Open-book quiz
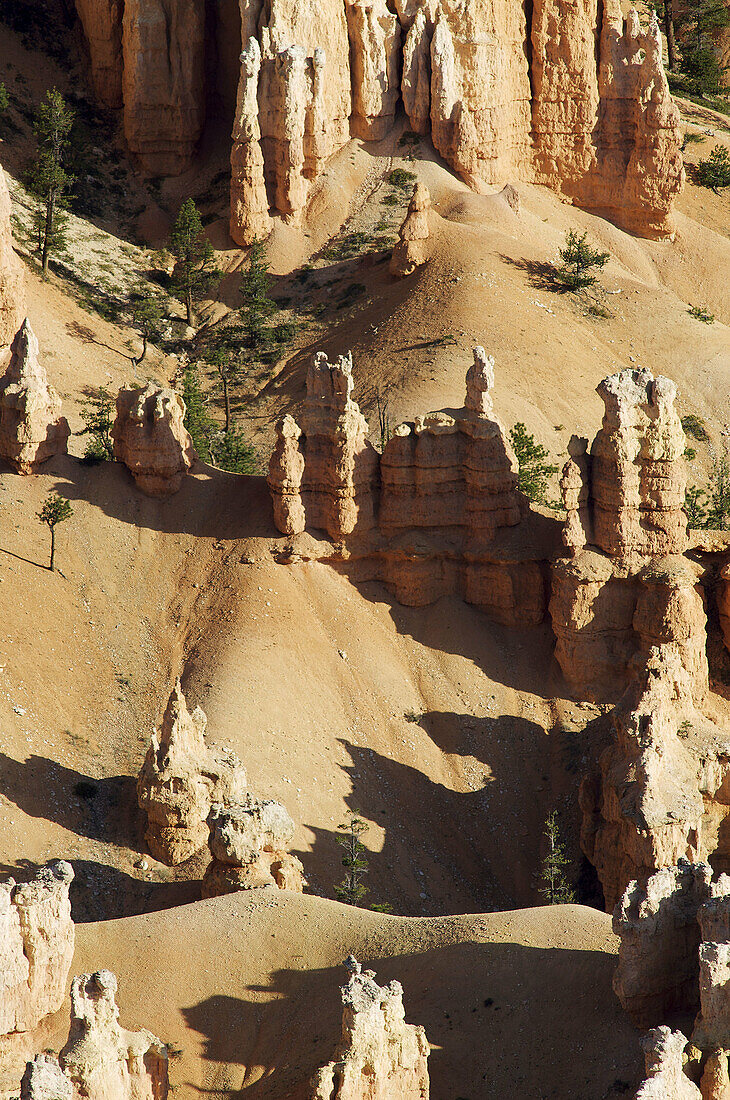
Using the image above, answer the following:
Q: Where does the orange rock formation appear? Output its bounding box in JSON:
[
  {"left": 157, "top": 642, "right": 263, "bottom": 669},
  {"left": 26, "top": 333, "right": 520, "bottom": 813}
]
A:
[
  {"left": 0, "top": 321, "right": 70, "bottom": 474},
  {"left": 0, "top": 169, "right": 25, "bottom": 348},
  {"left": 112, "top": 383, "right": 196, "bottom": 497},
  {"left": 201, "top": 798, "right": 306, "bottom": 898}
]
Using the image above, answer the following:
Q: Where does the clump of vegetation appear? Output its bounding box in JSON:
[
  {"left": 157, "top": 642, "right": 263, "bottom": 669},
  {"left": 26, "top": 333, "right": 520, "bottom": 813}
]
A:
[
  {"left": 697, "top": 145, "right": 730, "bottom": 193},
  {"left": 0, "top": 83, "right": 9, "bottom": 115},
  {"left": 388, "top": 168, "right": 417, "bottom": 190},
  {"left": 684, "top": 484, "right": 708, "bottom": 527},
  {"left": 685, "top": 455, "right": 730, "bottom": 529},
  {"left": 688, "top": 304, "right": 715, "bottom": 323},
  {"left": 181, "top": 364, "right": 215, "bottom": 464},
  {"left": 129, "top": 292, "right": 166, "bottom": 368},
  {"left": 26, "top": 88, "right": 75, "bottom": 275},
  {"left": 335, "top": 809, "right": 392, "bottom": 912},
  {"left": 38, "top": 492, "right": 73, "bottom": 572},
  {"left": 539, "top": 810, "right": 576, "bottom": 905},
  {"left": 168, "top": 198, "right": 218, "bottom": 326},
  {"left": 554, "top": 229, "right": 610, "bottom": 290},
  {"left": 681, "top": 413, "right": 710, "bottom": 442},
  {"left": 682, "top": 131, "right": 705, "bottom": 150},
  {"left": 509, "top": 423, "right": 558, "bottom": 504},
  {"left": 323, "top": 231, "right": 372, "bottom": 261},
  {"left": 78, "top": 387, "right": 115, "bottom": 464}
]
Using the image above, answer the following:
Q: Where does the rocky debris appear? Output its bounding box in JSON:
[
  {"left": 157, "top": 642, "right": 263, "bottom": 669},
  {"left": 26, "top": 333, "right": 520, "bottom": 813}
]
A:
[
  {"left": 634, "top": 1027, "right": 701, "bottom": 1100},
  {"left": 0, "top": 862, "right": 74, "bottom": 1084},
  {"left": 230, "top": 38, "right": 272, "bottom": 247},
  {"left": 0, "top": 169, "right": 25, "bottom": 348},
  {"left": 45, "top": 970, "right": 168, "bottom": 1100},
  {"left": 201, "top": 797, "right": 306, "bottom": 899},
  {"left": 613, "top": 861, "right": 713, "bottom": 1027},
  {"left": 122, "top": 0, "right": 206, "bottom": 175},
  {"left": 269, "top": 352, "right": 379, "bottom": 540},
  {"left": 551, "top": 368, "right": 699, "bottom": 703},
  {"left": 112, "top": 383, "right": 196, "bottom": 497},
  {"left": 137, "top": 681, "right": 247, "bottom": 865},
  {"left": 310, "top": 957, "right": 430, "bottom": 1099},
  {"left": 390, "top": 182, "right": 431, "bottom": 278},
  {"left": 345, "top": 0, "right": 401, "bottom": 140},
  {"left": 74, "top": 0, "right": 124, "bottom": 109},
  {"left": 580, "top": 648, "right": 730, "bottom": 911},
  {"left": 0, "top": 321, "right": 70, "bottom": 474}
]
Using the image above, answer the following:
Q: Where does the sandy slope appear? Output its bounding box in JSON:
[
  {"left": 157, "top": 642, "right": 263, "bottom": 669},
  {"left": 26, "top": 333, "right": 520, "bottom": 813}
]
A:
[{"left": 46, "top": 892, "right": 641, "bottom": 1100}]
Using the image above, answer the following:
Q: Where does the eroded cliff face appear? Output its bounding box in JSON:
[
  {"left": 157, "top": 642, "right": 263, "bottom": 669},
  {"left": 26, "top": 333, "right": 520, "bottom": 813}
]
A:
[
  {"left": 76, "top": 0, "right": 683, "bottom": 237},
  {"left": 0, "top": 169, "right": 25, "bottom": 348}
]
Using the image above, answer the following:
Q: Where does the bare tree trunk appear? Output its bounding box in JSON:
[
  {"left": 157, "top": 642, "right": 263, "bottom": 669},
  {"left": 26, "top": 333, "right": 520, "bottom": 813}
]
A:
[
  {"left": 223, "top": 375, "right": 230, "bottom": 434},
  {"left": 665, "top": 0, "right": 679, "bottom": 72},
  {"left": 42, "top": 190, "right": 55, "bottom": 275},
  {"left": 186, "top": 287, "right": 194, "bottom": 327},
  {"left": 49, "top": 525, "right": 55, "bottom": 571}
]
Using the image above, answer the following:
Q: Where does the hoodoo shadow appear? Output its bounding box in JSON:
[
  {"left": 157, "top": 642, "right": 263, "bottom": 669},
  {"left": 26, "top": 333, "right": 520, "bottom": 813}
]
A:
[{"left": 180, "top": 938, "right": 642, "bottom": 1099}]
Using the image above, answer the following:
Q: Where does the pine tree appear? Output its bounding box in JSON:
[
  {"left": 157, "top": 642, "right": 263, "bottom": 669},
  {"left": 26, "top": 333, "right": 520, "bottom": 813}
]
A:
[
  {"left": 240, "top": 239, "right": 277, "bottom": 351},
  {"left": 706, "top": 455, "right": 730, "bottom": 529},
  {"left": 26, "top": 89, "right": 75, "bottom": 275},
  {"left": 78, "top": 387, "right": 115, "bottom": 463},
  {"left": 182, "top": 364, "right": 216, "bottom": 464},
  {"left": 334, "top": 810, "right": 392, "bottom": 911},
  {"left": 539, "top": 811, "right": 576, "bottom": 905},
  {"left": 38, "top": 492, "right": 73, "bottom": 572},
  {"left": 697, "top": 145, "right": 730, "bottom": 193},
  {"left": 205, "top": 347, "right": 240, "bottom": 434},
  {"left": 0, "top": 83, "right": 9, "bottom": 114},
  {"left": 130, "top": 295, "right": 164, "bottom": 368},
  {"left": 555, "top": 229, "right": 610, "bottom": 290},
  {"left": 677, "top": 0, "right": 730, "bottom": 91},
  {"left": 168, "top": 199, "right": 217, "bottom": 327},
  {"left": 509, "top": 423, "right": 558, "bottom": 504}
]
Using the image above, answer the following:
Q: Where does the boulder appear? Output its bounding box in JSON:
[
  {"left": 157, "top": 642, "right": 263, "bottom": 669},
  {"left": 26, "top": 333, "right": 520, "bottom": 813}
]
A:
[
  {"left": 137, "top": 681, "right": 248, "bottom": 865},
  {"left": 112, "top": 383, "right": 196, "bottom": 497},
  {"left": 634, "top": 1027, "right": 701, "bottom": 1100},
  {"left": 21, "top": 1054, "right": 73, "bottom": 1100},
  {"left": 201, "top": 797, "right": 306, "bottom": 898},
  {"left": 0, "top": 320, "right": 70, "bottom": 474},
  {"left": 310, "top": 956, "right": 430, "bottom": 1099},
  {"left": 390, "top": 182, "right": 431, "bottom": 278}
]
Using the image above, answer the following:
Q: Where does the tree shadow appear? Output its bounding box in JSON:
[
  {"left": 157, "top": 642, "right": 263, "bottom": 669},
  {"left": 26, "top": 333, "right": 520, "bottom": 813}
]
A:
[
  {"left": 179, "top": 939, "right": 641, "bottom": 1099},
  {"left": 0, "top": 751, "right": 139, "bottom": 848},
  {"left": 498, "top": 253, "right": 568, "bottom": 291}
]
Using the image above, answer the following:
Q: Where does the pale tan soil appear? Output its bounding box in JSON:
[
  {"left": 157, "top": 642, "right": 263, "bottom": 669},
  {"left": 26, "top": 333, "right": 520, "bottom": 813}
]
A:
[{"left": 0, "top": 12, "right": 728, "bottom": 1100}]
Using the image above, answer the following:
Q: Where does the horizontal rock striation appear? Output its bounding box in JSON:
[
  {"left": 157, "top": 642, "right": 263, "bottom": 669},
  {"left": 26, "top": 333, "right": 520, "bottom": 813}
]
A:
[
  {"left": 201, "top": 797, "right": 306, "bottom": 898},
  {"left": 137, "top": 681, "right": 248, "bottom": 865},
  {"left": 0, "top": 321, "right": 70, "bottom": 474},
  {"left": 310, "top": 956, "right": 430, "bottom": 1099},
  {"left": 112, "top": 383, "right": 196, "bottom": 497}
]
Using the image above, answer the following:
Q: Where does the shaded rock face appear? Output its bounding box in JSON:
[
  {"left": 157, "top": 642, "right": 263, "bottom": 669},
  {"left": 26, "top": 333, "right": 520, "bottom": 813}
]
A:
[
  {"left": 268, "top": 351, "right": 379, "bottom": 541},
  {"left": 694, "top": 878, "right": 730, "bottom": 1055},
  {"left": 22, "top": 970, "right": 169, "bottom": 1100},
  {"left": 310, "top": 957, "right": 430, "bottom": 1099},
  {"left": 634, "top": 1027, "right": 702, "bottom": 1100},
  {"left": 0, "top": 171, "right": 26, "bottom": 349},
  {"left": 0, "top": 321, "right": 70, "bottom": 474},
  {"left": 613, "top": 861, "right": 713, "bottom": 1028},
  {"left": 0, "top": 863, "right": 74, "bottom": 1080},
  {"left": 269, "top": 348, "right": 548, "bottom": 626},
  {"left": 579, "top": 647, "right": 730, "bottom": 912},
  {"left": 550, "top": 367, "right": 699, "bottom": 703},
  {"left": 390, "top": 182, "right": 431, "bottom": 278},
  {"left": 74, "top": 0, "right": 124, "bottom": 109},
  {"left": 201, "top": 798, "right": 306, "bottom": 898},
  {"left": 112, "top": 383, "right": 196, "bottom": 497},
  {"left": 137, "top": 682, "right": 248, "bottom": 865}
]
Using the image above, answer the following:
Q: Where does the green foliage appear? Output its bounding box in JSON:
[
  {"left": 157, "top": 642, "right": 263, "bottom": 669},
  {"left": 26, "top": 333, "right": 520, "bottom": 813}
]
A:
[
  {"left": 26, "top": 88, "right": 75, "bottom": 274},
  {"left": 211, "top": 428, "right": 258, "bottom": 475},
  {"left": 381, "top": 192, "right": 401, "bottom": 206},
  {"left": 676, "top": 0, "right": 730, "bottom": 93},
  {"left": 682, "top": 131, "right": 705, "bottom": 149},
  {"left": 130, "top": 293, "right": 165, "bottom": 366},
  {"left": 182, "top": 364, "right": 215, "bottom": 464},
  {"left": 168, "top": 199, "right": 217, "bottom": 326},
  {"left": 554, "top": 229, "right": 610, "bottom": 290},
  {"left": 697, "top": 145, "right": 730, "bottom": 192},
  {"left": 539, "top": 811, "right": 576, "bottom": 905},
  {"left": 78, "top": 387, "right": 115, "bottom": 464},
  {"left": 685, "top": 446, "right": 697, "bottom": 461},
  {"left": 681, "top": 414, "right": 709, "bottom": 442},
  {"left": 688, "top": 304, "right": 715, "bottom": 323},
  {"left": 335, "top": 810, "right": 392, "bottom": 912},
  {"left": 706, "top": 455, "right": 730, "bottom": 529},
  {"left": 684, "top": 485, "right": 708, "bottom": 527},
  {"left": 239, "top": 239, "right": 277, "bottom": 350},
  {"left": 388, "top": 168, "right": 417, "bottom": 190},
  {"left": 0, "top": 83, "right": 8, "bottom": 114},
  {"left": 37, "top": 492, "right": 73, "bottom": 571},
  {"left": 509, "top": 423, "right": 558, "bottom": 504}
]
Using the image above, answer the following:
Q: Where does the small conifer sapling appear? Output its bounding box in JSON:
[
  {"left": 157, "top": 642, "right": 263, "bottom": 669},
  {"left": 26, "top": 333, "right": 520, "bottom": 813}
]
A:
[{"left": 38, "top": 492, "right": 73, "bottom": 572}]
